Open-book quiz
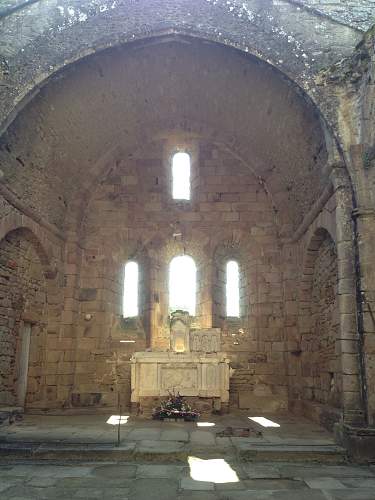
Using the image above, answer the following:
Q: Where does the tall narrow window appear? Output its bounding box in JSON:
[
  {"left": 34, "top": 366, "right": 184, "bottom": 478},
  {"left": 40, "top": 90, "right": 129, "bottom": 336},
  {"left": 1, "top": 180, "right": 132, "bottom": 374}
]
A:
[
  {"left": 226, "top": 260, "right": 240, "bottom": 317},
  {"left": 172, "top": 152, "right": 190, "bottom": 200},
  {"left": 123, "top": 261, "right": 139, "bottom": 318},
  {"left": 169, "top": 255, "right": 196, "bottom": 315}
]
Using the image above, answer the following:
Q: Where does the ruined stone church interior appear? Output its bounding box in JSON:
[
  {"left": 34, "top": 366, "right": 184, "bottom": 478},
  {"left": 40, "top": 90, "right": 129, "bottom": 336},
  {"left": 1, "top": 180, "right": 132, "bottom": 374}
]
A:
[{"left": 0, "top": 0, "right": 375, "bottom": 498}]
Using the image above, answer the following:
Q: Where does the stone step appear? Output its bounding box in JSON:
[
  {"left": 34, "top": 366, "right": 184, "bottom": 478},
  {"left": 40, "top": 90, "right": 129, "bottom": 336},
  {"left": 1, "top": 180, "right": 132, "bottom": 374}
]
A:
[
  {"left": 238, "top": 444, "right": 347, "bottom": 463},
  {"left": 0, "top": 406, "right": 23, "bottom": 426},
  {"left": 0, "top": 441, "right": 347, "bottom": 464}
]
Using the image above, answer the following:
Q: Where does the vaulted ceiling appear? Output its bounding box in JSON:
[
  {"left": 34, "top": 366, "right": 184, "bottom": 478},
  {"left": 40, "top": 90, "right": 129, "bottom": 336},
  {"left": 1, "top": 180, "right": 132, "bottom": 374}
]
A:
[
  {"left": 0, "top": 0, "right": 365, "bottom": 137},
  {"left": 0, "top": 38, "right": 328, "bottom": 233}
]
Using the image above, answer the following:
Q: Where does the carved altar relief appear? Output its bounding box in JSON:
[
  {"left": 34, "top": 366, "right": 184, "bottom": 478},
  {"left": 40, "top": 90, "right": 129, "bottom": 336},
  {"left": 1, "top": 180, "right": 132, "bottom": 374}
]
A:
[
  {"left": 161, "top": 367, "right": 198, "bottom": 391},
  {"left": 190, "top": 328, "right": 221, "bottom": 353}
]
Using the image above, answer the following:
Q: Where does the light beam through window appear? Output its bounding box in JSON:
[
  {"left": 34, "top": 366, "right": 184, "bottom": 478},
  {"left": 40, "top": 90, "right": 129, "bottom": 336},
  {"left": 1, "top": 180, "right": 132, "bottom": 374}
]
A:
[
  {"left": 249, "top": 416, "right": 280, "bottom": 428},
  {"left": 188, "top": 457, "right": 239, "bottom": 483},
  {"left": 106, "top": 415, "right": 130, "bottom": 425}
]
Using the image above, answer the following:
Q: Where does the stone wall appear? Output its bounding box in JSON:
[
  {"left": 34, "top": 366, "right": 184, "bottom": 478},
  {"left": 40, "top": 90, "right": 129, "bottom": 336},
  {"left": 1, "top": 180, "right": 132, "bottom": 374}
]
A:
[
  {"left": 67, "top": 137, "right": 286, "bottom": 410},
  {"left": 355, "top": 28, "right": 375, "bottom": 426},
  {"left": 301, "top": 231, "right": 341, "bottom": 408},
  {"left": 0, "top": 2, "right": 371, "bottom": 428},
  {"left": 0, "top": 228, "right": 47, "bottom": 405},
  {"left": 283, "top": 187, "right": 355, "bottom": 429},
  {"left": 2, "top": 0, "right": 372, "bottom": 30},
  {"left": 292, "top": 0, "right": 375, "bottom": 31},
  {"left": 0, "top": 0, "right": 362, "bottom": 144},
  {"left": 0, "top": 40, "right": 329, "bottom": 236},
  {"left": 0, "top": 118, "right": 67, "bottom": 231},
  {"left": 0, "top": 191, "right": 65, "bottom": 409}
]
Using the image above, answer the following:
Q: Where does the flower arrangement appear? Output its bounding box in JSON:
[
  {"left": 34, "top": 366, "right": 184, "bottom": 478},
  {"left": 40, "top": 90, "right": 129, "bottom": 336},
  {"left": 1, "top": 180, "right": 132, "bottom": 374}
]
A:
[{"left": 152, "top": 390, "right": 200, "bottom": 421}]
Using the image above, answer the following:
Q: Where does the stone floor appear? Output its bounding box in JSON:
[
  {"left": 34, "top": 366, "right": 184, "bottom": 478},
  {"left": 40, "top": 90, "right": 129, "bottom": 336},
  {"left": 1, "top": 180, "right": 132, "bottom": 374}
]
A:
[
  {"left": 0, "top": 412, "right": 335, "bottom": 446},
  {"left": 1, "top": 461, "right": 375, "bottom": 499},
  {"left": 0, "top": 413, "right": 373, "bottom": 498}
]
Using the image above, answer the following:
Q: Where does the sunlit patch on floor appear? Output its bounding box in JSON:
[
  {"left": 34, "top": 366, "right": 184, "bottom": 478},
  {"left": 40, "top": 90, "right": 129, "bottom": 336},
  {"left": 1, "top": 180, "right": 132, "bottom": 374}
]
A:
[
  {"left": 188, "top": 456, "right": 239, "bottom": 483},
  {"left": 106, "top": 415, "right": 130, "bottom": 425},
  {"left": 197, "top": 422, "right": 215, "bottom": 427},
  {"left": 248, "top": 416, "right": 280, "bottom": 428}
]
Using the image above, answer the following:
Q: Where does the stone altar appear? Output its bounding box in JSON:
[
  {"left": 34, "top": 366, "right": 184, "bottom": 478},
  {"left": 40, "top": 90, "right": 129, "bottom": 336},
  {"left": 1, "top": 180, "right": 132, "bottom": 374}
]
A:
[{"left": 130, "top": 312, "right": 230, "bottom": 407}]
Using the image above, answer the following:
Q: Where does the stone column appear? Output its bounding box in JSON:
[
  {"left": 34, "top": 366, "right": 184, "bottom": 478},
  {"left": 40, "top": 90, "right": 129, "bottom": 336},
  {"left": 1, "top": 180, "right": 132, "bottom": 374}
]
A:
[
  {"left": 149, "top": 258, "right": 160, "bottom": 350},
  {"left": 352, "top": 208, "right": 375, "bottom": 426},
  {"left": 62, "top": 230, "right": 84, "bottom": 407},
  {"left": 149, "top": 257, "right": 170, "bottom": 351},
  {"left": 331, "top": 166, "right": 365, "bottom": 426}
]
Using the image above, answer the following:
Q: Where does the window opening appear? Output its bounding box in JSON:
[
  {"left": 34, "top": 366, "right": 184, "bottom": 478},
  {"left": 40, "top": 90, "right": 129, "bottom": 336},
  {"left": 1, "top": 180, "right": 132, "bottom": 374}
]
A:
[
  {"left": 226, "top": 260, "right": 240, "bottom": 317},
  {"left": 172, "top": 152, "right": 191, "bottom": 200},
  {"left": 123, "top": 261, "right": 139, "bottom": 318},
  {"left": 169, "top": 255, "right": 196, "bottom": 315}
]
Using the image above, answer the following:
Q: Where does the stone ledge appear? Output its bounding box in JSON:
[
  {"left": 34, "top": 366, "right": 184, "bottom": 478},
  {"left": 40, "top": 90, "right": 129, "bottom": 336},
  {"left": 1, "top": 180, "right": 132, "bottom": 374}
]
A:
[
  {"left": 0, "top": 441, "right": 347, "bottom": 464},
  {"left": 334, "top": 423, "right": 375, "bottom": 463}
]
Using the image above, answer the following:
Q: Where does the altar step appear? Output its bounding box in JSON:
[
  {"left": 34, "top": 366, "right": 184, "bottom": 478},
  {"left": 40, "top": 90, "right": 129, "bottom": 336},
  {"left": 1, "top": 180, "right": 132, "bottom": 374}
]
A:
[
  {"left": 237, "top": 443, "right": 346, "bottom": 463},
  {"left": 0, "top": 441, "right": 346, "bottom": 464}
]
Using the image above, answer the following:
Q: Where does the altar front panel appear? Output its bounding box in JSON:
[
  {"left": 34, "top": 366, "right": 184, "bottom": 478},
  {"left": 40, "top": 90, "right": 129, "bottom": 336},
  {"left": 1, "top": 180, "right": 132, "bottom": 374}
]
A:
[{"left": 130, "top": 352, "right": 229, "bottom": 402}]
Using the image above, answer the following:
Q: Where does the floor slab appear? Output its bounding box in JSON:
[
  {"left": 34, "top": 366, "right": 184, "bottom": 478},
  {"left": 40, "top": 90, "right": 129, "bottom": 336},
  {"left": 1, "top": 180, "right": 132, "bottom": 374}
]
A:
[{"left": 0, "top": 461, "right": 373, "bottom": 499}]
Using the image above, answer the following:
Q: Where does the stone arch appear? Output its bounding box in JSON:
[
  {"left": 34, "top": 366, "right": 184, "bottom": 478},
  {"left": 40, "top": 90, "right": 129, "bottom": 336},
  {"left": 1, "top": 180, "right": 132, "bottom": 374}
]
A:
[
  {"left": 0, "top": 0, "right": 361, "bottom": 138},
  {"left": 303, "top": 226, "right": 337, "bottom": 271},
  {"left": 158, "top": 237, "right": 207, "bottom": 327},
  {"left": 122, "top": 245, "right": 152, "bottom": 348},
  {"left": 0, "top": 227, "right": 52, "bottom": 407},
  {"left": 0, "top": 34, "right": 352, "bottom": 240},
  {"left": 297, "top": 227, "right": 342, "bottom": 428},
  {"left": 212, "top": 232, "right": 251, "bottom": 327},
  {"left": 0, "top": 213, "right": 56, "bottom": 269}
]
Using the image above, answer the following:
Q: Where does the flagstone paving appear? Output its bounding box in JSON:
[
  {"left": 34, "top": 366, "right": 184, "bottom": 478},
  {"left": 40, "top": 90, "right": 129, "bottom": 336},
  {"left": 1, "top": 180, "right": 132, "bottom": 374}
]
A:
[
  {"left": 0, "top": 413, "right": 373, "bottom": 498},
  {"left": 0, "top": 413, "right": 346, "bottom": 464},
  {"left": 0, "top": 461, "right": 374, "bottom": 499},
  {"left": 0, "top": 412, "right": 339, "bottom": 449}
]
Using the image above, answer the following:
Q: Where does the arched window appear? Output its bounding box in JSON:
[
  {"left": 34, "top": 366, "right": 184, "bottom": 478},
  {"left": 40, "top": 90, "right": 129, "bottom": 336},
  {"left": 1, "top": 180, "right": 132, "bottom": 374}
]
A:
[
  {"left": 226, "top": 260, "right": 240, "bottom": 317},
  {"left": 123, "top": 261, "right": 139, "bottom": 318},
  {"left": 169, "top": 255, "right": 196, "bottom": 315},
  {"left": 172, "top": 152, "right": 190, "bottom": 200}
]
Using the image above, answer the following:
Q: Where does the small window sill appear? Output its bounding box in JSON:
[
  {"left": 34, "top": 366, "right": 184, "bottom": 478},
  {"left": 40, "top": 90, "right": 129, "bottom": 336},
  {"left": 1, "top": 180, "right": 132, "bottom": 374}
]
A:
[
  {"left": 170, "top": 199, "right": 193, "bottom": 207},
  {"left": 121, "top": 316, "right": 140, "bottom": 329},
  {"left": 224, "top": 317, "right": 242, "bottom": 324}
]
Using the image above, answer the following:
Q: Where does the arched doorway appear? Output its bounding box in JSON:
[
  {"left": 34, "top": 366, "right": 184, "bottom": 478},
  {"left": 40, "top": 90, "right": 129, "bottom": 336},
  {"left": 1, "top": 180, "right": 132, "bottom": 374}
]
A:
[
  {"left": 297, "top": 228, "right": 342, "bottom": 428},
  {"left": 0, "top": 228, "right": 49, "bottom": 408}
]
